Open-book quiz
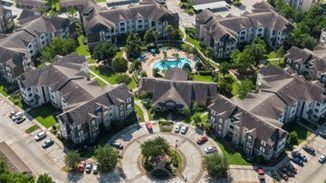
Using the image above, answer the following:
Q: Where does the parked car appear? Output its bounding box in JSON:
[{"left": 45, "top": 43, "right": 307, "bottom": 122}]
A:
[
  {"left": 292, "top": 151, "right": 307, "bottom": 162},
  {"left": 183, "top": 23, "right": 188, "bottom": 27},
  {"left": 291, "top": 157, "right": 304, "bottom": 166},
  {"left": 279, "top": 167, "right": 292, "bottom": 177},
  {"left": 16, "top": 116, "right": 26, "bottom": 124},
  {"left": 85, "top": 162, "right": 92, "bottom": 173},
  {"left": 11, "top": 111, "right": 23, "bottom": 121},
  {"left": 192, "top": 22, "right": 196, "bottom": 27},
  {"left": 205, "top": 146, "right": 217, "bottom": 153},
  {"left": 303, "top": 145, "right": 315, "bottom": 155},
  {"left": 111, "top": 142, "right": 123, "bottom": 150},
  {"left": 9, "top": 111, "right": 17, "bottom": 118},
  {"left": 277, "top": 169, "right": 288, "bottom": 180},
  {"left": 284, "top": 163, "right": 297, "bottom": 173},
  {"left": 93, "top": 164, "right": 98, "bottom": 174},
  {"left": 272, "top": 170, "right": 282, "bottom": 182},
  {"left": 35, "top": 131, "right": 46, "bottom": 141},
  {"left": 319, "top": 130, "right": 326, "bottom": 139},
  {"left": 180, "top": 125, "right": 188, "bottom": 134},
  {"left": 319, "top": 154, "right": 326, "bottom": 163},
  {"left": 257, "top": 167, "right": 265, "bottom": 180},
  {"left": 146, "top": 122, "right": 152, "bottom": 131},
  {"left": 196, "top": 136, "right": 208, "bottom": 144},
  {"left": 42, "top": 139, "right": 54, "bottom": 148},
  {"left": 174, "top": 123, "right": 180, "bottom": 133},
  {"left": 78, "top": 161, "right": 86, "bottom": 172}
]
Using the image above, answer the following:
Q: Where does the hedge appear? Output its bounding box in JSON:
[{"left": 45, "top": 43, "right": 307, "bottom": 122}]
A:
[{"left": 198, "top": 70, "right": 212, "bottom": 75}]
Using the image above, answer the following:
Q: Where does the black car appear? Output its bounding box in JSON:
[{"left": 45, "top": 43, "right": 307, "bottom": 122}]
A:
[
  {"left": 277, "top": 169, "right": 288, "bottom": 180},
  {"left": 111, "top": 142, "right": 123, "bottom": 149},
  {"left": 42, "top": 139, "right": 54, "bottom": 148},
  {"left": 303, "top": 145, "right": 315, "bottom": 155},
  {"left": 292, "top": 151, "right": 307, "bottom": 162},
  {"left": 284, "top": 163, "right": 297, "bottom": 173},
  {"left": 319, "top": 131, "right": 326, "bottom": 139},
  {"left": 279, "top": 167, "right": 293, "bottom": 177},
  {"left": 291, "top": 157, "right": 304, "bottom": 166}
]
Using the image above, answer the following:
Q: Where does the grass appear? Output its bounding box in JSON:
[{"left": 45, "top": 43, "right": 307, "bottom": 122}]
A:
[
  {"left": 116, "top": 48, "right": 124, "bottom": 58},
  {"left": 269, "top": 58, "right": 285, "bottom": 67},
  {"left": 8, "top": 92, "right": 26, "bottom": 109},
  {"left": 0, "top": 82, "right": 10, "bottom": 97},
  {"left": 294, "top": 125, "right": 312, "bottom": 145},
  {"left": 202, "top": 113, "right": 208, "bottom": 122},
  {"left": 127, "top": 79, "right": 137, "bottom": 90},
  {"left": 25, "top": 125, "right": 40, "bottom": 134},
  {"left": 88, "top": 57, "right": 96, "bottom": 64},
  {"left": 95, "top": 78, "right": 107, "bottom": 87},
  {"left": 148, "top": 111, "right": 153, "bottom": 121},
  {"left": 167, "top": 148, "right": 183, "bottom": 174},
  {"left": 89, "top": 66, "right": 119, "bottom": 84},
  {"left": 185, "top": 34, "right": 201, "bottom": 51},
  {"left": 96, "top": 0, "right": 107, "bottom": 2},
  {"left": 89, "top": 73, "right": 95, "bottom": 78},
  {"left": 193, "top": 74, "right": 213, "bottom": 82},
  {"left": 76, "top": 35, "right": 90, "bottom": 57},
  {"left": 134, "top": 104, "right": 144, "bottom": 122},
  {"left": 28, "top": 105, "right": 58, "bottom": 128},
  {"left": 215, "top": 140, "right": 251, "bottom": 166}
]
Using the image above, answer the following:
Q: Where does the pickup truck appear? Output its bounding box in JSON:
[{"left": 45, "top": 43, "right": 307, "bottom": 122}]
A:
[{"left": 257, "top": 167, "right": 265, "bottom": 180}]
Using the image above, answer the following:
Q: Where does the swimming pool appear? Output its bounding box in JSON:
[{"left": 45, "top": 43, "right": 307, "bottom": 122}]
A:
[{"left": 151, "top": 58, "right": 193, "bottom": 71}]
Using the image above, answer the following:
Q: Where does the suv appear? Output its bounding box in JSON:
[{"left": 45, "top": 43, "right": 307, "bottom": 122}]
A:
[
  {"left": 16, "top": 116, "right": 26, "bottom": 124},
  {"left": 11, "top": 111, "right": 23, "bottom": 121},
  {"left": 35, "top": 131, "right": 46, "bottom": 141},
  {"left": 284, "top": 163, "right": 297, "bottom": 173},
  {"left": 111, "top": 142, "right": 123, "bottom": 149},
  {"left": 292, "top": 151, "right": 307, "bottom": 162},
  {"left": 303, "top": 145, "right": 315, "bottom": 155},
  {"left": 85, "top": 162, "right": 92, "bottom": 173}
]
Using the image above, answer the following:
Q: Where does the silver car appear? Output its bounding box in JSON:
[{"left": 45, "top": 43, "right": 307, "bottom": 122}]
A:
[
  {"left": 35, "top": 131, "right": 46, "bottom": 141},
  {"left": 174, "top": 123, "right": 180, "bottom": 133},
  {"left": 319, "top": 154, "right": 326, "bottom": 163},
  {"left": 181, "top": 125, "right": 188, "bottom": 134},
  {"left": 205, "top": 146, "right": 217, "bottom": 153},
  {"left": 12, "top": 111, "right": 23, "bottom": 121},
  {"left": 93, "top": 164, "right": 98, "bottom": 174}
]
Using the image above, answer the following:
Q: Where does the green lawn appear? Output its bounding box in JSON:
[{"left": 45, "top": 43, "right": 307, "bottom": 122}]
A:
[
  {"left": 127, "top": 79, "right": 137, "bottom": 90},
  {"left": 0, "top": 82, "right": 10, "bottom": 97},
  {"left": 76, "top": 35, "right": 90, "bottom": 57},
  {"left": 269, "top": 58, "right": 285, "bottom": 67},
  {"left": 116, "top": 48, "right": 124, "bottom": 58},
  {"left": 95, "top": 78, "right": 107, "bottom": 87},
  {"left": 201, "top": 113, "right": 208, "bottom": 122},
  {"left": 185, "top": 35, "right": 201, "bottom": 51},
  {"left": 89, "top": 73, "right": 95, "bottom": 78},
  {"left": 25, "top": 125, "right": 40, "bottom": 134},
  {"left": 88, "top": 57, "right": 96, "bottom": 64},
  {"left": 96, "top": 0, "right": 107, "bottom": 2},
  {"left": 193, "top": 74, "right": 213, "bottom": 82},
  {"left": 28, "top": 105, "right": 58, "bottom": 128},
  {"left": 134, "top": 104, "right": 144, "bottom": 122},
  {"left": 215, "top": 140, "right": 251, "bottom": 166},
  {"left": 89, "top": 66, "right": 119, "bottom": 84},
  {"left": 294, "top": 125, "right": 312, "bottom": 145},
  {"left": 8, "top": 92, "right": 26, "bottom": 109}
]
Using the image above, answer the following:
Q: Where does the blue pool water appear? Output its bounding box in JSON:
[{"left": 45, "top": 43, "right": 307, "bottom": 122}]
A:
[{"left": 151, "top": 58, "right": 193, "bottom": 71}]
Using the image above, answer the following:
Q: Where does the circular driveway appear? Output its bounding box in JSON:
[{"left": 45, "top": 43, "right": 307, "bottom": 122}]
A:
[{"left": 108, "top": 122, "right": 221, "bottom": 183}]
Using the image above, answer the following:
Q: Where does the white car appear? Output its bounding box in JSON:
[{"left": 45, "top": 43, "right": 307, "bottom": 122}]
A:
[
  {"left": 11, "top": 111, "right": 23, "bottom": 121},
  {"left": 192, "top": 22, "right": 196, "bottom": 27},
  {"left": 205, "top": 146, "right": 217, "bottom": 153},
  {"left": 183, "top": 23, "right": 188, "bottom": 27},
  {"left": 85, "top": 162, "right": 92, "bottom": 173},
  {"left": 93, "top": 164, "right": 98, "bottom": 174},
  {"left": 174, "top": 123, "right": 181, "bottom": 133},
  {"left": 35, "top": 131, "right": 46, "bottom": 141},
  {"left": 319, "top": 154, "right": 326, "bottom": 163},
  {"left": 181, "top": 125, "right": 188, "bottom": 134}
]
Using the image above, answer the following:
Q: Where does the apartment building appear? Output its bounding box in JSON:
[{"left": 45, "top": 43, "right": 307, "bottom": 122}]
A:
[
  {"left": 59, "top": 0, "right": 91, "bottom": 12},
  {"left": 17, "top": 53, "right": 134, "bottom": 144},
  {"left": 138, "top": 67, "right": 217, "bottom": 110},
  {"left": 0, "top": 5, "right": 14, "bottom": 33},
  {"left": 16, "top": 0, "right": 50, "bottom": 11},
  {"left": 285, "top": 46, "right": 326, "bottom": 87},
  {"left": 208, "top": 65, "right": 326, "bottom": 160},
  {"left": 79, "top": 0, "right": 179, "bottom": 49},
  {"left": 283, "top": 0, "right": 318, "bottom": 11},
  {"left": 196, "top": 1, "right": 294, "bottom": 58},
  {"left": 0, "top": 9, "right": 76, "bottom": 83}
]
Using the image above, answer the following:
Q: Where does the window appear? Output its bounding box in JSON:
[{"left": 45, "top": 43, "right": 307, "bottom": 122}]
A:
[
  {"left": 5, "top": 67, "right": 10, "bottom": 72},
  {"left": 234, "top": 125, "right": 239, "bottom": 131},
  {"left": 27, "top": 88, "right": 32, "bottom": 92},
  {"left": 28, "top": 93, "right": 32, "bottom": 97},
  {"left": 261, "top": 140, "right": 266, "bottom": 146},
  {"left": 246, "top": 142, "right": 251, "bottom": 147},
  {"left": 35, "top": 88, "right": 39, "bottom": 93},
  {"left": 219, "top": 48, "right": 223, "bottom": 52},
  {"left": 245, "top": 148, "right": 250, "bottom": 154},
  {"left": 211, "top": 110, "right": 215, "bottom": 115},
  {"left": 219, "top": 117, "right": 223, "bottom": 123},
  {"left": 260, "top": 146, "right": 265, "bottom": 153},
  {"left": 120, "top": 111, "right": 124, "bottom": 116},
  {"left": 210, "top": 116, "right": 215, "bottom": 122},
  {"left": 127, "top": 97, "right": 131, "bottom": 103},
  {"left": 78, "top": 131, "right": 83, "bottom": 136},
  {"left": 100, "top": 31, "right": 105, "bottom": 36},
  {"left": 104, "top": 110, "right": 109, "bottom": 116},
  {"left": 127, "top": 104, "right": 132, "bottom": 109},
  {"left": 219, "top": 42, "right": 223, "bottom": 46},
  {"left": 218, "top": 124, "right": 222, "bottom": 130},
  {"left": 78, "top": 124, "right": 82, "bottom": 130},
  {"left": 247, "top": 135, "right": 252, "bottom": 141},
  {"left": 92, "top": 120, "right": 96, "bottom": 126},
  {"left": 120, "top": 105, "right": 123, "bottom": 110},
  {"left": 217, "top": 130, "right": 221, "bottom": 136},
  {"left": 93, "top": 127, "right": 97, "bottom": 132}
]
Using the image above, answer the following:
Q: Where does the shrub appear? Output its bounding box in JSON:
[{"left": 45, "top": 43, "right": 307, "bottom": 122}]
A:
[
  {"left": 138, "top": 90, "right": 148, "bottom": 99},
  {"left": 151, "top": 169, "right": 169, "bottom": 178},
  {"left": 198, "top": 70, "right": 212, "bottom": 75},
  {"left": 116, "top": 74, "right": 131, "bottom": 84},
  {"left": 82, "top": 38, "right": 87, "bottom": 45}
]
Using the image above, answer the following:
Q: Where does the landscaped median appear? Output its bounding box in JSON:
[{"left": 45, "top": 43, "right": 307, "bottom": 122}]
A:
[{"left": 25, "top": 124, "right": 40, "bottom": 134}]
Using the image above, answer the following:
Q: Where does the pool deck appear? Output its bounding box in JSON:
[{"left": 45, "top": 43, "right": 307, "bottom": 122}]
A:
[{"left": 142, "top": 49, "right": 197, "bottom": 78}]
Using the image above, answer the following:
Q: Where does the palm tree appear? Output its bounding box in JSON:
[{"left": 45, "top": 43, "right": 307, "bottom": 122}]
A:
[
  {"left": 153, "top": 30, "right": 160, "bottom": 50},
  {"left": 166, "top": 25, "right": 174, "bottom": 45}
]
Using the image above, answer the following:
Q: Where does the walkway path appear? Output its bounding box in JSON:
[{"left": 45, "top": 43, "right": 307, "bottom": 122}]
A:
[
  {"left": 135, "top": 100, "right": 149, "bottom": 122},
  {"left": 88, "top": 69, "right": 111, "bottom": 86}
]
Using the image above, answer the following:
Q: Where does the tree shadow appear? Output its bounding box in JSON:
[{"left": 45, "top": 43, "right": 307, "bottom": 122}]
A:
[
  {"left": 202, "top": 173, "right": 233, "bottom": 183},
  {"left": 98, "top": 168, "right": 125, "bottom": 183},
  {"left": 66, "top": 172, "right": 83, "bottom": 183},
  {"left": 110, "top": 124, "right": 142, "bottom": 143}
]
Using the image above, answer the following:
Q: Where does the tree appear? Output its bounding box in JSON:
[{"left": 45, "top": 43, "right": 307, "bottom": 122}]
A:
[
  {"left": 67, "top": 7, "right": 77, "bottom": 17},
  {"left": 192, "top": 102, "right": 199, "bottom": 113},
  {"left": 205, "top": 47, "right": 214, "bottom": 58},
  {"left": 203, "top": 153, "right": 229, "bottom": 179},
  {"left": 144, "top": 29, "right": 155, "bottom": 44},
  {"left": 287, "top": 131, "right": 298, "bottom": 145},
  {"left": 141, "top": 70, "right": 147, "bottom": 77},
  {"left": 293, "top": 7, "right": 305, "bottom": 22},
  {"left": 64, "top": 150, "right": 81, "bottom": 170},
  {"left": 193, "top": 115, "right": 201, "bottom": 126},
  {"left": 125, "top": 31, "right": 143, "bottom": 58},
  {"left": 166, "top": 25, "right": 174, "bottom": 44},
  {"left": 247, "top": 39, "right": 267, "bottom": 64},
  {"left": 40, "top": 37, "right": 77, "bottom": 64},
  {"left": 153, "top": 68, "right": 160, "bottom": 77},
  {"left": 230, "top": 48, "right": 255, "bottom": 74},
  {"left": 37, "top": 173, "right": 55, "bottom": 183},
  {"left": 0, "top": 158, "right": 8, "bottom": 173},
  {"left": 235, "top": 79, "right": 256, "bottom": 99},
  {"left": 112, "top": 57, "right": 128, "bottom": 72},
  {"left": 92, "top": 42, "right": 116, "bottom": 64},
  {"left": 219, "top": 62, "right": 229, "bottom": 75},
  {"left": 138, "top": 90, "right": 147, "bottom": 99},
  {"left": 115, "top": 74, "right": 131, "bottom": 84},
  {"left": 140, "top": 136, "right": 170, "bottom": 162},
  {"left": 133, "top": 60, "right": 142, "bottom": 69},
  {"left": 181, "top": 108, "right": 191, "bottom": 116},
  {"left": 153, "top": 30, "right": 160, "bottom": 49},
  {"left": 301, "top": 33, "right": 317, "bottom": 50},
  {"left": 280, "top": 5, "right": 294, "bottom": 19},
  {"left": 276, "top": 45, "right": 285, "bottom": 66},
  {"left": 95, "top": 145, "right": 122, "bottom": 173},
  {"left": 306, "top": 4, "right": 323, "bottom": 19}
]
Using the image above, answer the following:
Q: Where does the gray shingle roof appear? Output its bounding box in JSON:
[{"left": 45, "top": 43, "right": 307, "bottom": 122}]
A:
[
  {"left": 59, "top": 0, "right": 89, "bottom": 8},
  {"left": 163, "top": 67, "right": 188, "bottom": 81},
  {"left": 0, "top": 5, "right": 11, "bottom": 17},
  {"left": 16, "top": 0, "right": 49, "bottom": 9}
]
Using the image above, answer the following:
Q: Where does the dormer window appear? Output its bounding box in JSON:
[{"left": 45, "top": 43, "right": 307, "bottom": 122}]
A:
[{"left": 100, "top": 31, "right": 105, "bottom": 36}]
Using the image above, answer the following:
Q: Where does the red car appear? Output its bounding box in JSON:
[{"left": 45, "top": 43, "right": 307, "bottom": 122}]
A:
[
  {"left": 146, "top": 122, "right": 152, "bottom": 131},
  {"left": 196, "top": 136, "right": 208, "bottom": 144},
  {"left": 78, "top": 161, "right": 86, "bottom": 172},
  {"left": 257, "top": 167, "right": 265, "bottom": 180}
]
